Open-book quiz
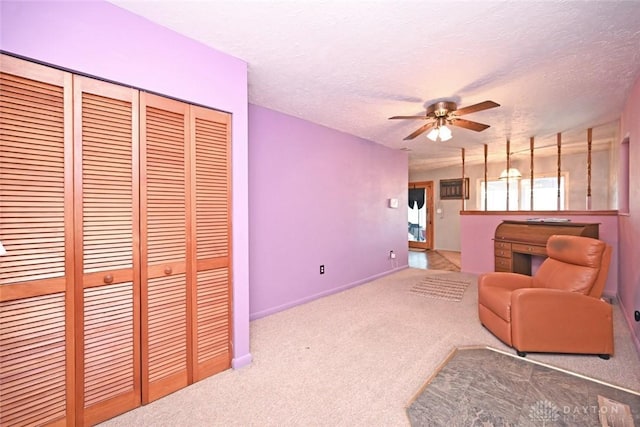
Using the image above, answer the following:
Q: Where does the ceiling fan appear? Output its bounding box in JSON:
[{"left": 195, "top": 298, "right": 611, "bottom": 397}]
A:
[{"left": 389, "top": 100, "right": 500, "bottom": 141}]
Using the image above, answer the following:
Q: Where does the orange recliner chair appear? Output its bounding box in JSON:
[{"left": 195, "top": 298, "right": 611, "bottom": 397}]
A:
[{"left": 478, "top": 234, "right": 613, "bottom": 358}]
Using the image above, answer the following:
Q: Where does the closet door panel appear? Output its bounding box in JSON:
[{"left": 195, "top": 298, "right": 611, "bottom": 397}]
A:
[
  {"left": 0, "top": 55, "right": 74, "bottom": 427},
  {"left": 194, "top": 268, "right": 230, "bottom": 377},
  {"left": 190, "top": 106, "right": 232, "bottom": 381},
  {"left": 140, "top": 93, "right": 189, "bottom": 403},
  {"left": 74, "top": 76, "right": 141, "bottom": 425},
  {"left": 0, "top": 294, "right": 67, "bottom": 426}
]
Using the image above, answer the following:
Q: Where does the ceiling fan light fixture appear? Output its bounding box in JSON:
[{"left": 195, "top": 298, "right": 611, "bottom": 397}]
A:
[
  {"left": 426, "top": 127, "right": 439, "bottom": 141},
  {"left": 439, "top": 125, "right": 452, "bottom": 141}
]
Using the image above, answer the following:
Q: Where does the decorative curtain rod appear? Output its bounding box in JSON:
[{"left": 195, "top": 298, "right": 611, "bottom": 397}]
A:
[
  {"left": 587, "top": 128, "right": 592, "bottom": 210},
  {"left": 529, "top": 137, "right": 534, "bottom": 210},
  {"left": 483, "top": 144, "right": 488, "bottom": 211},
  {"left": 506, "top": 139, "right": 511, "bottom": 211},
  {"left": 461, "top": 148, "right": 466, "bottom": 211},
  {"left": 557, "top": 133, "right": 562, "bottom": 210}
]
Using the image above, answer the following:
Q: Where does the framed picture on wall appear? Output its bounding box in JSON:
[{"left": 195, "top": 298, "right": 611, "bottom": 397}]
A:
[{"left": 440, "top": 178, "right": 469, "bottom": 200}]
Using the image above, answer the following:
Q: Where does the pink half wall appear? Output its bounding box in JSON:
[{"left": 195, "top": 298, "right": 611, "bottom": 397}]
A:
[
  {"left": 0, "top": 0, "right": 252, "bottom": 368},
  {"left": 248, "top": 105, "right": 408, "bottom": 319},
  {"left": 460, "top": 213, "right": 619, "bottom": 296}
]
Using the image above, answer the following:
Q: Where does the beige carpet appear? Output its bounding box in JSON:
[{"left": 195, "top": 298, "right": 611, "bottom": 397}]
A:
[{"left": 101, "top": 268, "right": 640, "bottom": 426}]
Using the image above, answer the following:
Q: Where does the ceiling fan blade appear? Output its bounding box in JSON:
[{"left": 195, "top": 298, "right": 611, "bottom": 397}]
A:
[
  {"left": 449, "top": 118, "right": 490, "bottom": 132},
  {"left": 453, "top": 100, "right": 500, "bottom": 116},
  {"left": 404, "top": 122, "right": 436, "bottom": 140},
  {"left": 389, "top": 115, "right": 429, "bottom": 120}
]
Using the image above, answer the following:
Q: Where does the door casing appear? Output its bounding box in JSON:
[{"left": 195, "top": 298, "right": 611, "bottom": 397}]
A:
[{"left": 408, "top": 181, "right": 434, "bottom": 250}]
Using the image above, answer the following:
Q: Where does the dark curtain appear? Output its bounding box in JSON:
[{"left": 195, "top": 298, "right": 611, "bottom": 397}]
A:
[{"left": 408, "top": 188, "right": 425, "bottom": 209}]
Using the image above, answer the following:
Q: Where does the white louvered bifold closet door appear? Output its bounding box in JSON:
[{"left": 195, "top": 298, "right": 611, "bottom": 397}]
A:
[
  {"left": 190, "top": 106, "right": 232, "bottom": 381},
  {"left": 0, "top": 56, "right": 74, "bottom": 427},
  {"left": 73, "top": 76, "right": 141, "bottom": 426},
  {"left": 139, "top": 92, "right": 190, "bottom": 403}
]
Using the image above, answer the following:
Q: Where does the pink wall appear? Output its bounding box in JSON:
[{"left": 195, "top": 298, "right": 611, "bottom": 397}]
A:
[
  {"left": 248, "top": 105, "right": 408, "bottom": 319},
  {"left": 619, "top": 73, "right": 640, "bottom": 356},
  {"left": 460, "top": 213, "right": 619, "bottom": 296},
  {"left": 0, "top": 1, "right": 252, "bottom": 367}
]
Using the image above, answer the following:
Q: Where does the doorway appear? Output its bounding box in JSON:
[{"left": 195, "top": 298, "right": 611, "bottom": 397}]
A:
[{"left": 408, "top": 181, "right": 434, "bottom": 250}]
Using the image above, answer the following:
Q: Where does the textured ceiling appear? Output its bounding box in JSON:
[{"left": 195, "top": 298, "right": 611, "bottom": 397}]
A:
[{"left": 109, "top": 0, "right": 640, "bottom": 171}]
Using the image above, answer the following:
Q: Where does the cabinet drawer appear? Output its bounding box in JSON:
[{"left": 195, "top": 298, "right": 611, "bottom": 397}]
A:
[
  {"left": 494, "top": 248, "right": 512, "bottom": 259},
  {"left": 512, "top": 243, "right": 547, "bottom": 256},
  {"left": 495, "top": 256, "right": 512, "bottom": 271},
  {"left": 494, "top": 241, "right": 512, "bottom": 250}
]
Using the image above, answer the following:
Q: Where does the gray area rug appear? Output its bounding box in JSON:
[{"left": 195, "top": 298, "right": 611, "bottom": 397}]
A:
[
  {"left": 407, "top": 347, "right": 640, "bottom": 426},
  {"left": 409, "top": 275, "right": 471, "bottom": 302}
]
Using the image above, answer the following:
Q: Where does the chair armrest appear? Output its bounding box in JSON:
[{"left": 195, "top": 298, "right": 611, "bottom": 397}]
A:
[
  {"left": 510, "top": 289, "right": 613, "bottom": 354},
  {"left": 478, "top": 272, "right": 534, "bottom": 291}
]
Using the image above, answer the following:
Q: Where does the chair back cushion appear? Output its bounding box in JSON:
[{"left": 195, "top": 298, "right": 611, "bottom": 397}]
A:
[{"left": 533, "top": 235, "right": 607, "bottom": 295}]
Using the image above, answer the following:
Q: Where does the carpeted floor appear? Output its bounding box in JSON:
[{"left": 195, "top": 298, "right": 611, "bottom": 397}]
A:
[
  {"left": 407, "top": 346, "right": 640, "bottom": 426},
  {"left": 101, "top": 268, "right": 640, "bottom": 426}
]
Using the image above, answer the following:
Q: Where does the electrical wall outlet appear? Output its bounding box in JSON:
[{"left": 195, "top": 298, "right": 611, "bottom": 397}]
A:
[
  {"left": 320, "top": 265, "right": 325, "bottom": 275},
  {"left": 389, "top": 250, "right": 396, "bottom": 259}
]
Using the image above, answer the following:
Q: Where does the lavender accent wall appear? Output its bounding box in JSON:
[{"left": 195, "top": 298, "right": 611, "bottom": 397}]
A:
[
  {"left": 619, "top": 73, "right": 640, "bottom": 356},
  {"left": 0, "top": 1, "right": 252, "bottom": 367},
  {"left": 248, "top": 105, "right": 408, "bottom": 319},
  {"left": 460, "top": 213, "right": 619, "bottom": 296}
]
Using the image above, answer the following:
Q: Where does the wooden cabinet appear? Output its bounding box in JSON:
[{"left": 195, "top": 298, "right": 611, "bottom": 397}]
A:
[
  {"left": 494, "top": 241, "right": 512, "bottom": 272},
  {"left": 0, "top": 54, "right": 231, "bottom": 425},
  {"left": 494, "top": 220, "right": 599, "bottom": 275}
]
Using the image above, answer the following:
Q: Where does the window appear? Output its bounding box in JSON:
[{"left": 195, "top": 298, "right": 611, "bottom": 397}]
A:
[
  {"left": 480, "top": 175, "right": 566, "bottom": 210},
  {"left": 480, "top": 180, "right": 518, "bottom": 211},
  {"left": 520, "top": 176, "right": 565, "bottom": 210}
]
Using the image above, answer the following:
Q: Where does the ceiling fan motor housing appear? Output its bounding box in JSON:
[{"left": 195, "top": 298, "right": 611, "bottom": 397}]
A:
[{"left": 427, "top": 101, "right": 457, "bottom": 117}]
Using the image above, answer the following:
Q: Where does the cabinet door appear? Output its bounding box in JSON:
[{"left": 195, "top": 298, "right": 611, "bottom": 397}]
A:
[
  {"left": 73, "top": 76, "right": 141, "bottom": 425},
  {"left": 140, "top": 93, "right": 190, "bottom": 403},
  {"left": 189, "top": 106, "right": 232, "bottom": 381},
  {"left": 0, "top": 55, "right": 74, "bottom": 426}
]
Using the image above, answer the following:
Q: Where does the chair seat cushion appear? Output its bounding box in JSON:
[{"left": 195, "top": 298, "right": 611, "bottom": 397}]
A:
[{"left": 478, "top": 285, "right": 513, "bottom": 322}]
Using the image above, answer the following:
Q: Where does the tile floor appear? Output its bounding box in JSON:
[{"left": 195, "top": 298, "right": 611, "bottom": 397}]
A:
[{"left": 407, "top": 347, "right": 640, "bottom": 426}]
